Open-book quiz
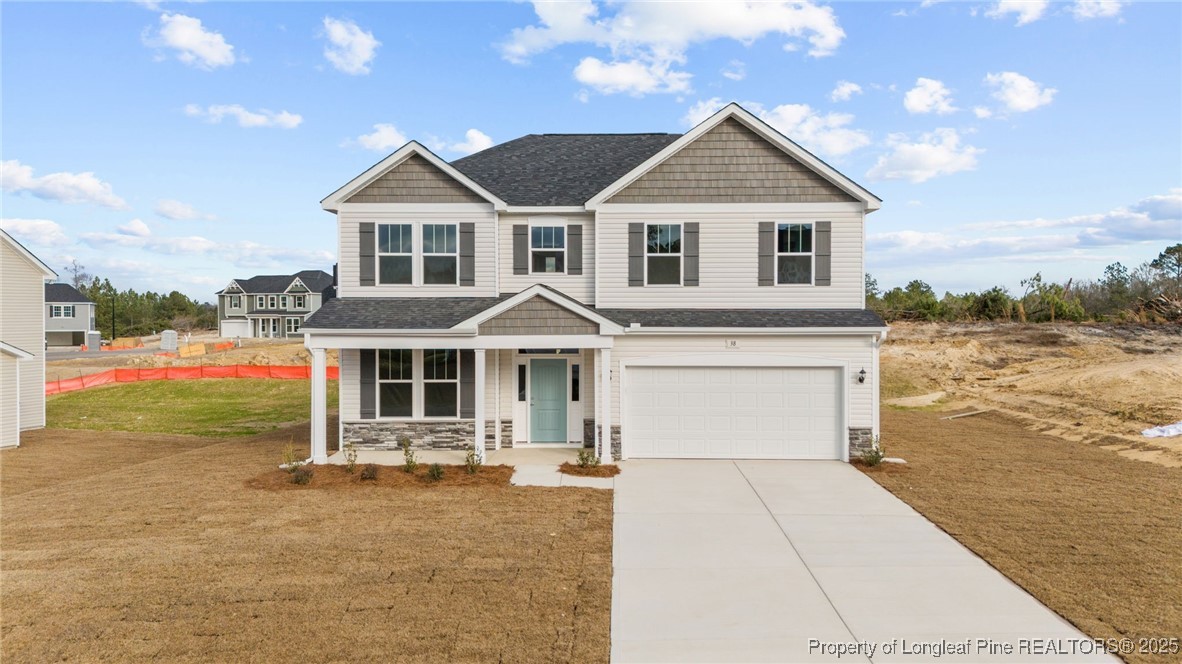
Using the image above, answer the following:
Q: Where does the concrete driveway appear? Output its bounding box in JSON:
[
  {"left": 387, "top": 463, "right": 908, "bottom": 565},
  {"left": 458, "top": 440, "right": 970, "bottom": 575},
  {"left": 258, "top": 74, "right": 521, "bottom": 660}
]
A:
[{"left": 611, "top": 460, "right": 1112, "bottom": 663}]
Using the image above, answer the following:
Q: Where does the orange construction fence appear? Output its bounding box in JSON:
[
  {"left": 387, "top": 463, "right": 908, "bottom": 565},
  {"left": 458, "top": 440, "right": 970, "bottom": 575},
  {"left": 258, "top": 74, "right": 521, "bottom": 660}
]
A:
[{"left": 46, "top": 365, "right": 340, "bottom": 396}]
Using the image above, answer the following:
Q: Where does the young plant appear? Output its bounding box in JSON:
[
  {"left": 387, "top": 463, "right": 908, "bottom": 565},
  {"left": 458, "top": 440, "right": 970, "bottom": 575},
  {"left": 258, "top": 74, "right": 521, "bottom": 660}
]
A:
[
  {"left": 576, "top": 449, "right": 601, "bottom": 468},
  {"left": 426, "top": 463, "right": 445, "bottom": 482},
  {"left": 860, "top": 435, "right": 886, "bottom": 467},
  {"left": 465, "top": 447, "right": 482, "bottom": 475},
  {"left": 281, "top": 440, "right": 303, "bottom": 473},
  {"left": 291, "top": 466, "right": 314, "bottom": 485},
  {"left": 360, "top": 463, "right": 378, "bottom": 481},
  {"left": 343, "top": 442, "right": 358, "bottom": 474},
  {"left": 401, "top": 436, "right": 418, "bottom": 474}
]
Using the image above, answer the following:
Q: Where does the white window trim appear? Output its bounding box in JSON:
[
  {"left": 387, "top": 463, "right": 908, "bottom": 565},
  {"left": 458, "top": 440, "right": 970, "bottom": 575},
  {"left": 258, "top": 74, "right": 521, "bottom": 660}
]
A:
[
  {"left": 775, "top": 222, "right": 815, "bottom": 286},
  {"left": 229, "top": 295, "right": 241, "bottom": 309},
  {"left": 293, "top": 295, "right": 306, "bottom": 309},
  {"left": 280, "top": 295, "right": 289, "bottom": 309},
  {"left": 285, "top": 317, "right": 302, "bottom": 334},
  {"left": 644, "top": 222, "right": 684, "bottom": 287},
  {"left": 528, "top": 218, "right": 567, "bottom": 275},
  {"left": 421, "top": 223, "right": 460, "bottom": 287},
  {"left": 377, "top": 349, "right": 414, "bottom": 419},
  {"left": 50, "top": 305, "right": 75, "bottom": 318},
  {"left": 376, "top": 348, "right": 462, "bottom": 420},
  {"left": 257, "top": 296, "right": 266, "bottom": 309},
  {"left": 376, "top": 223, "right": 414, "bottom": 286},
  {"left": 268, "top": 295, "right": 278, "bottom": 309}
]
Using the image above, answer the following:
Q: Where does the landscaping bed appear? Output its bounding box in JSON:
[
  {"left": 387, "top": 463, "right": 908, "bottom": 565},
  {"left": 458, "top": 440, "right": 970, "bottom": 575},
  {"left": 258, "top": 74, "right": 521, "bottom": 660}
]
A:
[
  {"left": 558, "top": 462, "right": 621, "bottom": 478},
  {"left": 247, "top": 462, "right": 515, "bottom": 490}
]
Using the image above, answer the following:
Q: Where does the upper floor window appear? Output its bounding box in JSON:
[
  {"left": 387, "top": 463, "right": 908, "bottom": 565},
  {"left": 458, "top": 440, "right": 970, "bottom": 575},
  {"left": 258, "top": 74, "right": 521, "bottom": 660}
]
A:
[
  {"left": 422, "top": 224, "right": 458, "bottom": 285},
  {"left": 280, "top": 295, "right": 289, "bottom": 309},
  {"left": 646, "top": 223, "right": 682, "bottom": 285},
  {"left": 50, "top": 305, "right": 75, "bottom": 318},
  {"left": 268, "top": 295, "right": 278, "bottom": 309},
  {"left": 378, "top": 224, "right": 413, "bottom": 285},
  {"left": 531, "top": 225, "right": 565, "bottom": 273},
  {"left": 256, "top": 296, "right": 266, "bottom": 309},
  {"left": 777, "top": 223, "right": 813, "bottom": 285},
  {"left": 293, "top": 295, "right": 306, "bottom": 309},
  {"left": 229, "top": 295, "right": 241, "bottom": 309}
]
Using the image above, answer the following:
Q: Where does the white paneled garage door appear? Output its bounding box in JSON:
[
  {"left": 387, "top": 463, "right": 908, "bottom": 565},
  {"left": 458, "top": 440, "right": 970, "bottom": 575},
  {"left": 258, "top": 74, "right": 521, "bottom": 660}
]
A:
[{"left": 624, "top": 365, "right": 842, "bottom": 459}]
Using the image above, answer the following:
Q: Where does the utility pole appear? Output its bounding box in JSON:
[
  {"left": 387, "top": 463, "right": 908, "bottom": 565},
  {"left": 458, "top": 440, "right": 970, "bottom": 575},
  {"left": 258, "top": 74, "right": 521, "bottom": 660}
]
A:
[{"left": 111, "top": 293, "right": 116, "bottom": 341}]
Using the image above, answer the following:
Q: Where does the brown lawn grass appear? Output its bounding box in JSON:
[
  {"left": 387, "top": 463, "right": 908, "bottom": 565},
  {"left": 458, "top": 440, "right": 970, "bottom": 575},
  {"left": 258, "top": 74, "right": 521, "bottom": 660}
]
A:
[
  {"left": 558, "top": 463, "right": 622, "bottom": 478},
  {"left": 0, "top": 424, "right": 612, "bottom": 663},
  {"left": 871, "top": 408, "right": 1182, "bottom": 664}
]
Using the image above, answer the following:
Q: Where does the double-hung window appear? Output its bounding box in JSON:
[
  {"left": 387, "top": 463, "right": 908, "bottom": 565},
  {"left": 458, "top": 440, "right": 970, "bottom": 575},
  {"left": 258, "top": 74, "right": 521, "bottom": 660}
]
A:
[
  {"left": 280, "top": 295, "right": 289, "bottom": 309},
  {"left": 50, "top": 305, "right": 74, "bottom": 318},
  {"left": 293, "top": 295, "right": 306, "bottom": 309},
  {"left": 268, "top": 295, "right": 278, "bottom": 309},
  {"left": 378, "top": 224, "right": 413, "bottom": 285},
  {"left": 422, "top": 349, "right": 459, "bottom": 417},
  {"left": 257, "top": 296, "right": 266, "bottom": 309},
  {"left": 229, "top": 295, "right": 241, "bottom": 309},
  {"left": 776, "top": 223, "right": 813, "bottom": 285},
  {"left": 646, "top": 223, "right": 682, "bottom": 285},
  {"left": 285, "top": 317, "right": 301, "bottom": 334},
  {"left": 422, "top": 224, "right": 458, "bottom": 285},
  {"left": 531, "top": 225, "right": 565, "bottom": 273},
  {"left": 378, "top": 349, "right": 413, "bottom": 417}
]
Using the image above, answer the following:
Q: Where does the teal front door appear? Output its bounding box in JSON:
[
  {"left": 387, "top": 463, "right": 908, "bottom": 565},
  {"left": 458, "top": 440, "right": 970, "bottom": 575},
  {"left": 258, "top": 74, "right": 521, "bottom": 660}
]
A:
[{"left": 530, "top": 359, "right": 568, "bottom": 443}]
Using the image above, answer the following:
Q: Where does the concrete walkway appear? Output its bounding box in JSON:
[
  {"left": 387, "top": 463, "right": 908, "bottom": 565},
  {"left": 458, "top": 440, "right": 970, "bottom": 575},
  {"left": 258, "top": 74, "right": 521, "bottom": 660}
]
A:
[{"left": 611, "top": 460, "right": 1113, "bottom": 663}]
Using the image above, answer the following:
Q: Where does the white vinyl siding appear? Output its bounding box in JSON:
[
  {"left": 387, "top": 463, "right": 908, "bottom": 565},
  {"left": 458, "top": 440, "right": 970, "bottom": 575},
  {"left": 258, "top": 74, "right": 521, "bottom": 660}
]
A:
[
  {"left": 1, "top": 356, "right": 18, "bottom": 447},
  {"left": 45, "top": 303, "right": 94, "bottom": 332},
  {"left": 1, "top": 239, "right": 48, "bottom": 432},
  {"left": 340, "top": 348, "right": 360, "bottom": 420},
  {"left": 337, "top": 206, "right": 497, "bottom": 298},
  {"left": 498, "top": 213, "right": 595, "bottom": 302},
  {"left": 596, "top": 207, "right": 864, "bottom": 308}
]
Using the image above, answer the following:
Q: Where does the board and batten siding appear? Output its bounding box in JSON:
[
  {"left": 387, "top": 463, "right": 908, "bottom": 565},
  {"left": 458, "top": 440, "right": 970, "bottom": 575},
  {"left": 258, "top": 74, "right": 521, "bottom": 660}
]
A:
[
  {"left": 336, "top": 207, "right": 497, "bottom": 298},
  {"left": 498, "top": 213, "right": 595, "bottom": 303},
  {"left": 1, "top": 239, "right": 48, "bottom": 433},
  {"left": 345, "top": 154, "right": 486, "bottom": 204},
  {"left": 610, "top": 334, "right": 876, "bottom": 428},
  {"left": 595, "top": 208, "right": 864, "bottom": 309}
]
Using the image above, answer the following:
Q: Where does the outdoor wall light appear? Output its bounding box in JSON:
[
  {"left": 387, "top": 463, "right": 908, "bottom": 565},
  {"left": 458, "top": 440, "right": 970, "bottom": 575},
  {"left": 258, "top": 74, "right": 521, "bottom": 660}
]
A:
[{"left": 857, "top": 368, "right": 867, "bottom": 384}]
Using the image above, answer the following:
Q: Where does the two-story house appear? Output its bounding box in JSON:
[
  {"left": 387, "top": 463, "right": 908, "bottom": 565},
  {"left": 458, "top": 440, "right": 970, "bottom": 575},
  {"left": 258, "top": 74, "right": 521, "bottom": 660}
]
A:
[
  {"left": 2, "top": 229, "right": 56, "bottom": 448},
  {"left": 44, "top": 283, "right": 96, "bottom": 347},
  {"left": 302, "top": 103, "right": 887, "bottom": 464},
  {"left": 216, "top": 270, "right": 335, "bottom": 339}
]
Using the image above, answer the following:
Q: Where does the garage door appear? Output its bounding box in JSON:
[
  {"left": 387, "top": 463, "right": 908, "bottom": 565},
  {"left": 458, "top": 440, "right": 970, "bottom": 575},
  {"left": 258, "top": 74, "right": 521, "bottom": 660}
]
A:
[
  {"left": 625, "top": 366, "right": 842, "bottom": 459},
  {"left": 219, "top": 319, "right": 250, "bottom": 338}
]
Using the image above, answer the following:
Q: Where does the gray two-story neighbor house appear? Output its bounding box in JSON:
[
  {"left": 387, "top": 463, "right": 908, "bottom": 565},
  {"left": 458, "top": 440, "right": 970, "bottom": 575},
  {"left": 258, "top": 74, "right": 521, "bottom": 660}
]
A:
[
  {"left": 45, "top": 283, "right": 96, "bottom": 347},
  {"left": 216, "top": 270, "right": 335, "bottom": 339},
  {"left": 302, "top": 103, "right": 888, "bottom": 465}
]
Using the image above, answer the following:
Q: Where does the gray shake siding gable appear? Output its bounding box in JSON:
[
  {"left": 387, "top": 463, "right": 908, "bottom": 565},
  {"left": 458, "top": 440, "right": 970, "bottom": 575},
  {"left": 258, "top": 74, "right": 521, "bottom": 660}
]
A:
[
  {"left": 346, "top": 154, "right": 486, "bottom": 204},
  {"left": 478, "top": 297, "right": 598, "bottom": 335},
  {"left": 606, "top": 118, "right": 858, "bottom": 204}
]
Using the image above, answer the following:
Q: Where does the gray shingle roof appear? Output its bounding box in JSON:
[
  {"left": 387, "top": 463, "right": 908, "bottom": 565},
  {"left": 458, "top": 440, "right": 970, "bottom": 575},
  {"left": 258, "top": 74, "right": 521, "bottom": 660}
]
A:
[
  {"left": 451, "top": 134, "right": 681, "bottom": 206},
  {"left": 45, "top": 283, "right": 93, "bottom": 303},
  {"left": 221, "top": 270, "right": 335, "bottom": 295},
  {"left": 303, "top": 294, "right": 885, "bottom": 331}
]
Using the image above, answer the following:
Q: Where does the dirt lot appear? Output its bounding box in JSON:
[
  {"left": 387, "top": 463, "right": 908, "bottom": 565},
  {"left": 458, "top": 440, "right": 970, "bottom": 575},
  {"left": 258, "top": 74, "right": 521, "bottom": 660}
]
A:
[
  {"left": 46, "top": 339, "right": 335, "bottom": 382},
  {"left": 882, "top": 322, "right": 1182, "bottom": 467},
  {"left": 870, "top": 409, "right": 1182, "bottom": 664},
  {"left": 0, "top": 424, "right": 612, "bottom": 663}
]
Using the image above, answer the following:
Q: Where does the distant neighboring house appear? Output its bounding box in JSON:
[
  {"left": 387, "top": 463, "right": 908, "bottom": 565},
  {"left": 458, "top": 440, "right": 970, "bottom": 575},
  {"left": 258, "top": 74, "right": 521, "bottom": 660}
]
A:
[
  {"left": 216, "top": 270, "right": 336, "bottom": 339},
  {"left": 2, "top": 229, "right": 56, "bottom": 448},
  {"left": 44, "top": 283, "right": 96, "bottom": 347}
]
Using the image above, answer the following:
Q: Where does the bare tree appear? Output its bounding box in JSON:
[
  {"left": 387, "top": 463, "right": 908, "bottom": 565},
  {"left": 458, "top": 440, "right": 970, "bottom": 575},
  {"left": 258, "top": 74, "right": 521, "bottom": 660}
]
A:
[{"left": 64, "top": 259, "right": 92, "bottom": 289}]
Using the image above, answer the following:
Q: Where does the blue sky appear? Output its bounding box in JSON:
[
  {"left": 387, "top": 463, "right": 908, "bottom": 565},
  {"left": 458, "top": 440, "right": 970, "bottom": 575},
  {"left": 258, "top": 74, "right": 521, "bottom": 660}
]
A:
[{"left": 3, "top": 1, "right": 1179, "bottom": 301}]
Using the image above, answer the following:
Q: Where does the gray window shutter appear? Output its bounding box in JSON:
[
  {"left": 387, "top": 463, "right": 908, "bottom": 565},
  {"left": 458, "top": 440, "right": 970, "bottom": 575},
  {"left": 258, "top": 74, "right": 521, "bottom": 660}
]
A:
[
  {"left": 513, "top": 225, "right": 528, "bottom": 275},
  {"left": 814, "top": 221, "right": 832, "bottom": 286},
  {"left": 459, "top": 349, "right": 475, "bottom": 418},
  {"left": 459, "top": 223, "right": 476, "bottom": 286},
  {"left": 359, "top": 223, "right": 376, "bottom": 287},
  {"left": 567, "top": 224, "right": 583, "bottom": 275},
  {"left": 628, "top": 223, "right": 644, "bottom": 287},
  {"left": 683, "top": 223, "right": 699, "bottom": 287},
  {"left": 758, "top": 222, "right": 774, "bottom": 286},
  {"left": 359, "top": 349, "right": 376, "bottom": 419}
]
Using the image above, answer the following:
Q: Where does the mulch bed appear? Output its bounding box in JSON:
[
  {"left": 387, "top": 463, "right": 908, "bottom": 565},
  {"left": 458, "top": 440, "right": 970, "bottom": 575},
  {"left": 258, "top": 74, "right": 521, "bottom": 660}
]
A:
[
  {"left": 558, "top": 462, "right": 622, "bottom": 478},
  {"left": 850, "top": 458, "right": 910, "bottom": 475},
  {"left": 246, "top": 462, "right": 515, "bottom": 490}
]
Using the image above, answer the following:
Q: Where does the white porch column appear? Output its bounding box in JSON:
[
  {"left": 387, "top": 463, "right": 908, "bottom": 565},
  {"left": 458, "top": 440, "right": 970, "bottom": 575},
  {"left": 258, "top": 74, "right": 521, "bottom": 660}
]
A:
[
  {"left": 310, "top": 347, "right": 328, "bottom": 464},
  {"left": 493, "top": 349, "right": 501, "bottom": 450},
  {"left": 475, "top": 348, "right": 487, "bottom": 462},
  {"left": 599, "top": 348, "right": 612, "bottom": 462}
]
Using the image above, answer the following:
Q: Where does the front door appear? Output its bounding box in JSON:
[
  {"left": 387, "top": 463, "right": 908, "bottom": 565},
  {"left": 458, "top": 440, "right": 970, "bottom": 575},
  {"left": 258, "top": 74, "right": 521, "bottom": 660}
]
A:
[{"left": 530, "top": 359, "right": 568, "bottom": 443}]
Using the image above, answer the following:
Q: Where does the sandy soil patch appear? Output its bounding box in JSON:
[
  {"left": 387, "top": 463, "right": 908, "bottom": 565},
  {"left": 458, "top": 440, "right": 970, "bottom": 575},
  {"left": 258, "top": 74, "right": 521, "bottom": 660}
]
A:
[
  {"left": 0, "top": 424, "right": 612, "bottom": 663},
  {"left": 46, "top": 340, "right": 337, "bottom": 382},
  {"left": 870, "top": 409, "right": 1181, "bottom": 663}
]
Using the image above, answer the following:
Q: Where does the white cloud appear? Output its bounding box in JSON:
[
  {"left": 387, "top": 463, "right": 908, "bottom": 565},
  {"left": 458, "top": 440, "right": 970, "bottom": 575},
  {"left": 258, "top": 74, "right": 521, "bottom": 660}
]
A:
[
  {"left": 683, "top": 98, "right": 870, "bottom": 158},
  {"left": 0, "top": 218, "right": 72, "bottom": 246},
  {"left": 973, "top": 106, "right": 993, "bottom": 119},
  {"left": 321, "top": 17, "right": 380, "bottom": 75},
  {"left": 721, "top": 60, "right": 746, "bottom": 81},
  {"left": 501, "top": 1, "right": 845, "bottom": 96},
  {"left": 984, "top": 71, "right": 1056, "bottom": 113},
  {"left": 143, "top": 12, "right": 236, "bottom": 70},
  {"left": 1, "top": 160, "right": 129, "bottom": 210},
  {"left": 348, "top": 123, "right": 408, "bottom": 152},
  {"left": 117, "top": 219, "right": 152, "bottom": 237},
  {"left": 903, "top": 77, "right": 957, "bottom": 115},
  {"left": 155, "top": 199, "right": 216, "bottom": 221},
  {"left": 866, "top": 128, "right": 983, "bottom": 183},
  {"left": 80, "top": 227, "right": 332, "bottom": 267},
  {"left": 829, "top": 80, "right": 862, "bottom": 102},
  {"left": 1070, "top": 0, "right": 1123, "bottom": 19},
  {"left": 986, "top": 0, "right": 1050, "bottom": 25},
  {"left": 448, "top": 129, "right": 494, "bottom": 156},
  {"left": 184, "top": 104, "right": 302, "bottom": 129}
]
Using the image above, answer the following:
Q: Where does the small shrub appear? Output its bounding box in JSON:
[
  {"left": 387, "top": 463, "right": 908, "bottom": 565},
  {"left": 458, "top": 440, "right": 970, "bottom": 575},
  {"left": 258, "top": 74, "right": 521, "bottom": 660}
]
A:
[
  {"left": 281, "top": 441, "right": 303, "bottom": 473},
  {"left": 860, "top": 435, "right": 886, "bottom": 467},
  {"left": 360, "top": 463, "right": 378, "bottom": 481},
  {"left": 343, "top": 442, "right": 358, "bottom": 474},
  {"left": 401, "top": 436, "right": 418, "bottom": 474},
  {"left": 465, "top": 447, "right": 482, "bottom": 475},
  {"left": 426, "top": 463, "right": 444, "bottom": 482},
  {"left": 576, "top": 449, "right": 601, "bottom": 468},
  {"left": 291, "top": 466, "right": 314, "bottom": 485}
]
